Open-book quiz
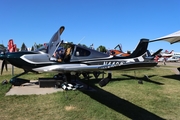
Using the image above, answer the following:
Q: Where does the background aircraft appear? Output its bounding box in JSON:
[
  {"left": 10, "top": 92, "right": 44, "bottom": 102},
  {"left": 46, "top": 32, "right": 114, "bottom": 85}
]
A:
[
  {"left": 108, "top": 44, "right": 131, "bottom": 57},
  {"left": 150, "top": 30, "right": 180, "bottom": 61},
  {"left": 0, "top": 26, "right": 158, "bottom": 86},
  {"left": 159, "top": 50, "right": 174, "bottom": 57},
  {"left": 151, "top": 30, "right": 180, "bottom": 44}
]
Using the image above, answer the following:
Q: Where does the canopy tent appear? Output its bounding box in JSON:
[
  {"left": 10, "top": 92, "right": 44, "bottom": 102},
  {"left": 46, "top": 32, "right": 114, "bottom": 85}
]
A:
[{"left": 150, "top": 30, "right": 180, "bottom": 44}]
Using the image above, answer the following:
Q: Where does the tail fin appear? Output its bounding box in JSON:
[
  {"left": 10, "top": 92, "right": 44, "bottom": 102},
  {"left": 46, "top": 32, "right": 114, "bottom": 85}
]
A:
[
  {"left": 151, "top": 49, "right": 163, "bottom": 57},
  {"left": 143, "top": 49, "right": 163, "bottom": 61},
  {"left": 128, "top": 39, "right": 149, "bottom": 58},
  {"left": 169, "top": 50, "right": 174, "bottom": 54}
]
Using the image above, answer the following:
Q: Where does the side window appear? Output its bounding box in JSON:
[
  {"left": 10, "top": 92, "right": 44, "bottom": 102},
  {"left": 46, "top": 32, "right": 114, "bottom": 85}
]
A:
[{"left": 75, "top": 47, "right": 90, "bottom": 57}]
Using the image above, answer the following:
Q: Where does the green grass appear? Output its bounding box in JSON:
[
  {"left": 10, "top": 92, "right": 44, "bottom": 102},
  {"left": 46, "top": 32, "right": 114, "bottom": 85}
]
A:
[{"left": 0, "top": 66, "right": 180, "bottom": 120}]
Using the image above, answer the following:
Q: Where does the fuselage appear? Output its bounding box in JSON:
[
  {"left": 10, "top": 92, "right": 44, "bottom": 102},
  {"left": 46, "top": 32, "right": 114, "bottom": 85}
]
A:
[
  {"left": 3, "top": 51, "right": 54, "bottom": 71},
  {"left": 0, "top": 37, "right": 158, "bottom": 74}
]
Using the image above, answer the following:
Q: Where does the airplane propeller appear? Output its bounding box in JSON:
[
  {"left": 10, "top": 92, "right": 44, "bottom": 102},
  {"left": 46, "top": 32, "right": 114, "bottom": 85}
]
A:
[
  {"left": 1, "top": 60, "right": 8, "bottom": 75},
  {"left": 0, "top": 52, "right": 8, "bottom": 75}
]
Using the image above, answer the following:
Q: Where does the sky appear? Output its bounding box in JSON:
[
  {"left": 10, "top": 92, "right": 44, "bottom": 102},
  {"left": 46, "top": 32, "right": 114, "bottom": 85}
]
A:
[{"left": 0, "top": 0, "right": 180, "bottom": 53}]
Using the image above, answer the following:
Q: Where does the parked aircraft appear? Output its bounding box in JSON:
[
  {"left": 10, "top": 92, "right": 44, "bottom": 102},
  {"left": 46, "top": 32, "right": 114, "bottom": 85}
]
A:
[
  {"left": 108, "top": 44, "right": 130, "bottom": 57},
  {"left": 0, "top": 26, "right": 158, "bottom": 86},
  {"left": 151, "top": 30, "right": 180, "bottom": 44},
  {"left": 150, "top": 30, "right": 180, "bottom": 71},
  {"left": 159, "top": 50, "right": 174, "bottom": 57},
  {"left": 173, "top": 52, "right": 180, "bottom": 58},
  {"left": 158, "top": 56, "right": 179, "bottom": 62}
]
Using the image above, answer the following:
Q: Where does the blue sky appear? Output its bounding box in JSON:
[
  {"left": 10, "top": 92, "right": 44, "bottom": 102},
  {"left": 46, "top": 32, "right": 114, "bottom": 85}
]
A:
[{"left": 1, "top": 0, "right": 180, "bottom": 52}]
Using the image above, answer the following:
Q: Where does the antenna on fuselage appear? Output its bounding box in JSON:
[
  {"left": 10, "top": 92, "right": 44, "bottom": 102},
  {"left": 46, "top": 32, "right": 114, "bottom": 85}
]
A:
[{"left": 78, "top": 36, "right": 85, "bottom": 44}]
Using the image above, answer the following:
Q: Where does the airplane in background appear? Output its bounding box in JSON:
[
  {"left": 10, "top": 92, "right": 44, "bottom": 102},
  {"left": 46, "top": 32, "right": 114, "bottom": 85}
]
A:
[
  {"left": 171, "top": 51, "right": 180, "bottom": 58},
  {"left": 108, "top": 44, "right": 131, "bottom": 57},
  {"left": 108, "top": 43, "right": 162, "bottom": 62},
  {"left": 0, "top": 26, "right": 158, "bottom": 87},
  {"left": 159, "top": 50, "right": 174, "bottom": 57},
  {"left": 150, "top": 30, "right": 180, "bottom": 70},
  {"left": 158, "top": 56, "right": 179, "bottom": 62}
]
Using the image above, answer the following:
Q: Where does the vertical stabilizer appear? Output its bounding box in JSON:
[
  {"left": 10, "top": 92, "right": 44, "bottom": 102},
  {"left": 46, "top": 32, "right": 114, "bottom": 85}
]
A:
[
  {"left": 128, "top": 39, "right": 149, "bottom": 58},
  {"left": 47, "top": 26, "right": 65, "bottom": 57}
]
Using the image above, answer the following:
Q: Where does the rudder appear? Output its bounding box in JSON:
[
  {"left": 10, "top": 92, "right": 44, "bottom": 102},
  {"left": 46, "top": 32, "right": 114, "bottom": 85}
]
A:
[{"left": 128, "top": 39, "right": 149, "bottom": 58}]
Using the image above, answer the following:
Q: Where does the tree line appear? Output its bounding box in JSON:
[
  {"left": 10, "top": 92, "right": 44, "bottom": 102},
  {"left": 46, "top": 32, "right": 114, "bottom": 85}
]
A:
[{"left": 0, "top": 42, "right": 108, "bottom": 53}]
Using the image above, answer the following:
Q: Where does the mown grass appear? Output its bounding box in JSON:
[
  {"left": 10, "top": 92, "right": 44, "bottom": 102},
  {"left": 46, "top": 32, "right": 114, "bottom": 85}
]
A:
[{"left": 0, "top": 65, "right": 180, "bottom": 120}]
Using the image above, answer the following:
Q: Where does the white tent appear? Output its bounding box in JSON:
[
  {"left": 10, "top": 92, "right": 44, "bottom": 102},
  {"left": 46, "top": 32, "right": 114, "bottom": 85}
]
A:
[{"left": 150, "top": 30, "right": 180, "bottom": 44}]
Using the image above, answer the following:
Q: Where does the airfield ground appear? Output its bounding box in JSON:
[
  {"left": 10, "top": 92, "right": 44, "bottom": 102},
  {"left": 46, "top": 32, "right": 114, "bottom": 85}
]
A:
[
  {"left": 2, "top": 61, "right": 180, "bottom": 95},
  {"left": 1, "top": 61, "right": 180, "bottom": 120}
]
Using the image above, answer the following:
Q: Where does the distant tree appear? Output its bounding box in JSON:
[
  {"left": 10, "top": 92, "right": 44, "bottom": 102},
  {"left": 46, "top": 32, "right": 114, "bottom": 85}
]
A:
[
  {"left": 0, "top": 44, "right": 5, "bottom": 48},
  {"left": 21, "top": 43, "right": 27, "bottom": 51},
  {"left": 0, "top": 44, "right": 6, "bottom": 52},
  {"left": 16, "top": 48, "right": 19, "bottom": 52},
  {"left": 37, "top": 44, "right": 43, "bottom": 49},
  {"left": 78, "top": 43, "right": 88, "bottom": 48},
  {"left": 97, "top": 45, "right": 107, "bottom": 53},
  {"left": 68, "top": 42, "right": 73, "bottom": 44},
  {"left": 31, "top": 46, "right": 34, "bottom": 51},
  {"left": 0, "top": 44, "right": 5, "bottom": 51}
]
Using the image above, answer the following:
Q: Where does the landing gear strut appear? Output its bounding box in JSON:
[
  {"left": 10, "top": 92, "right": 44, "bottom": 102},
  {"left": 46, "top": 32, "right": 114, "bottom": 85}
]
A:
[{"left": 9, "top": 71, "right": 30, "bottom": 86}]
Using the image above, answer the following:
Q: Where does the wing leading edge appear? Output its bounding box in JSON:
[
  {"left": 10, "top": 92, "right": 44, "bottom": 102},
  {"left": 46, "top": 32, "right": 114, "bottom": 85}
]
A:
[
  {"left": 150, "top": 30, "right": 180, "bottom": 44},
  {"left": 32, "top": 64, "right": 117, "bottom": 72}
]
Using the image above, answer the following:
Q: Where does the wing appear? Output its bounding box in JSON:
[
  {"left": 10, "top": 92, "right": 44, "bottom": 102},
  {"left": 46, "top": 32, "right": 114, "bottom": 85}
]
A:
[
  {"left": 32, "top": 64, "right": 114, "bottom": 73},
  {"left": 47, "top": 26, "right": 65, "bottom": 57},
  {"left": 150, "top": 30, "right": 180, "bottom": 44}
]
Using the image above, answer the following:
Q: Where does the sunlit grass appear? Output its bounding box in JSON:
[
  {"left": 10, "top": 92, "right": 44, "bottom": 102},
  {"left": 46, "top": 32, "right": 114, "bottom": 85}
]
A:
[{"left": 0, "top": 65, "right": 180, "bottom": 120}]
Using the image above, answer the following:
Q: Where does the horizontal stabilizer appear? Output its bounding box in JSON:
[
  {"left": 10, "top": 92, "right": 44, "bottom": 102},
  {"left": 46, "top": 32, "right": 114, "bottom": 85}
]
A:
[{"left": 152, "top": 49, "right": 163, "bottom": 57}]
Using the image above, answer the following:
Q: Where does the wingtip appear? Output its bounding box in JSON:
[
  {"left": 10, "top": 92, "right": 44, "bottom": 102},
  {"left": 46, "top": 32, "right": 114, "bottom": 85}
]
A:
[{"left": 59, "top": 26, "right": 65, "bottom": 35}]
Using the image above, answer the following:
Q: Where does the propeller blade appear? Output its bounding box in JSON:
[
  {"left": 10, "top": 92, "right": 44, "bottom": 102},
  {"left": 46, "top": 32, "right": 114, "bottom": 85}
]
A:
[
  {"left": 1, "top": 60, "right": 4, "bottom": 75},
  {"left": 5, "top": 60, "right": 8, "bottom": 71},
  {"left": 1, "top": 59, "right": 8, "bottom": 75}
]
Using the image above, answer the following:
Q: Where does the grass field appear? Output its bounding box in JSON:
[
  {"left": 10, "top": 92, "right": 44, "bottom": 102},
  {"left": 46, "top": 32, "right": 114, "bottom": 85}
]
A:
[{"left": 0, "top": 65, "right": 180, "bottom": 120}]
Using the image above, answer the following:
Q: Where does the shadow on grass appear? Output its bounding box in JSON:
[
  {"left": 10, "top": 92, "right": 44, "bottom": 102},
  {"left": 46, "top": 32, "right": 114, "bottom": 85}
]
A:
[
  {"left": 162, "top": 74, "right": 180, "bottom": 81},
  {"left": 121, "top": 74, "right": 164, "bottom": 85},
  {"left": 80, "top": 81, "right": 165, "bottom": 120},
  {"left": 82, "top": 73, "right": 164, "bottom": 85}
]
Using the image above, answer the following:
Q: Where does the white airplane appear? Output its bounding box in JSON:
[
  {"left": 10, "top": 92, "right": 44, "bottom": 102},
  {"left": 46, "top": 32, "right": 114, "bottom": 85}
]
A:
[{"left": 160, "top": 50, "right": 174, "bottom": 57}]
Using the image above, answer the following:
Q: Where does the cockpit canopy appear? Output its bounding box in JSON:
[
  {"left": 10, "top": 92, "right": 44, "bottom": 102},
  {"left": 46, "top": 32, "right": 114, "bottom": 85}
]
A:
[{"left": 58, "top": 43, "right": 109, "bottom": 62}]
